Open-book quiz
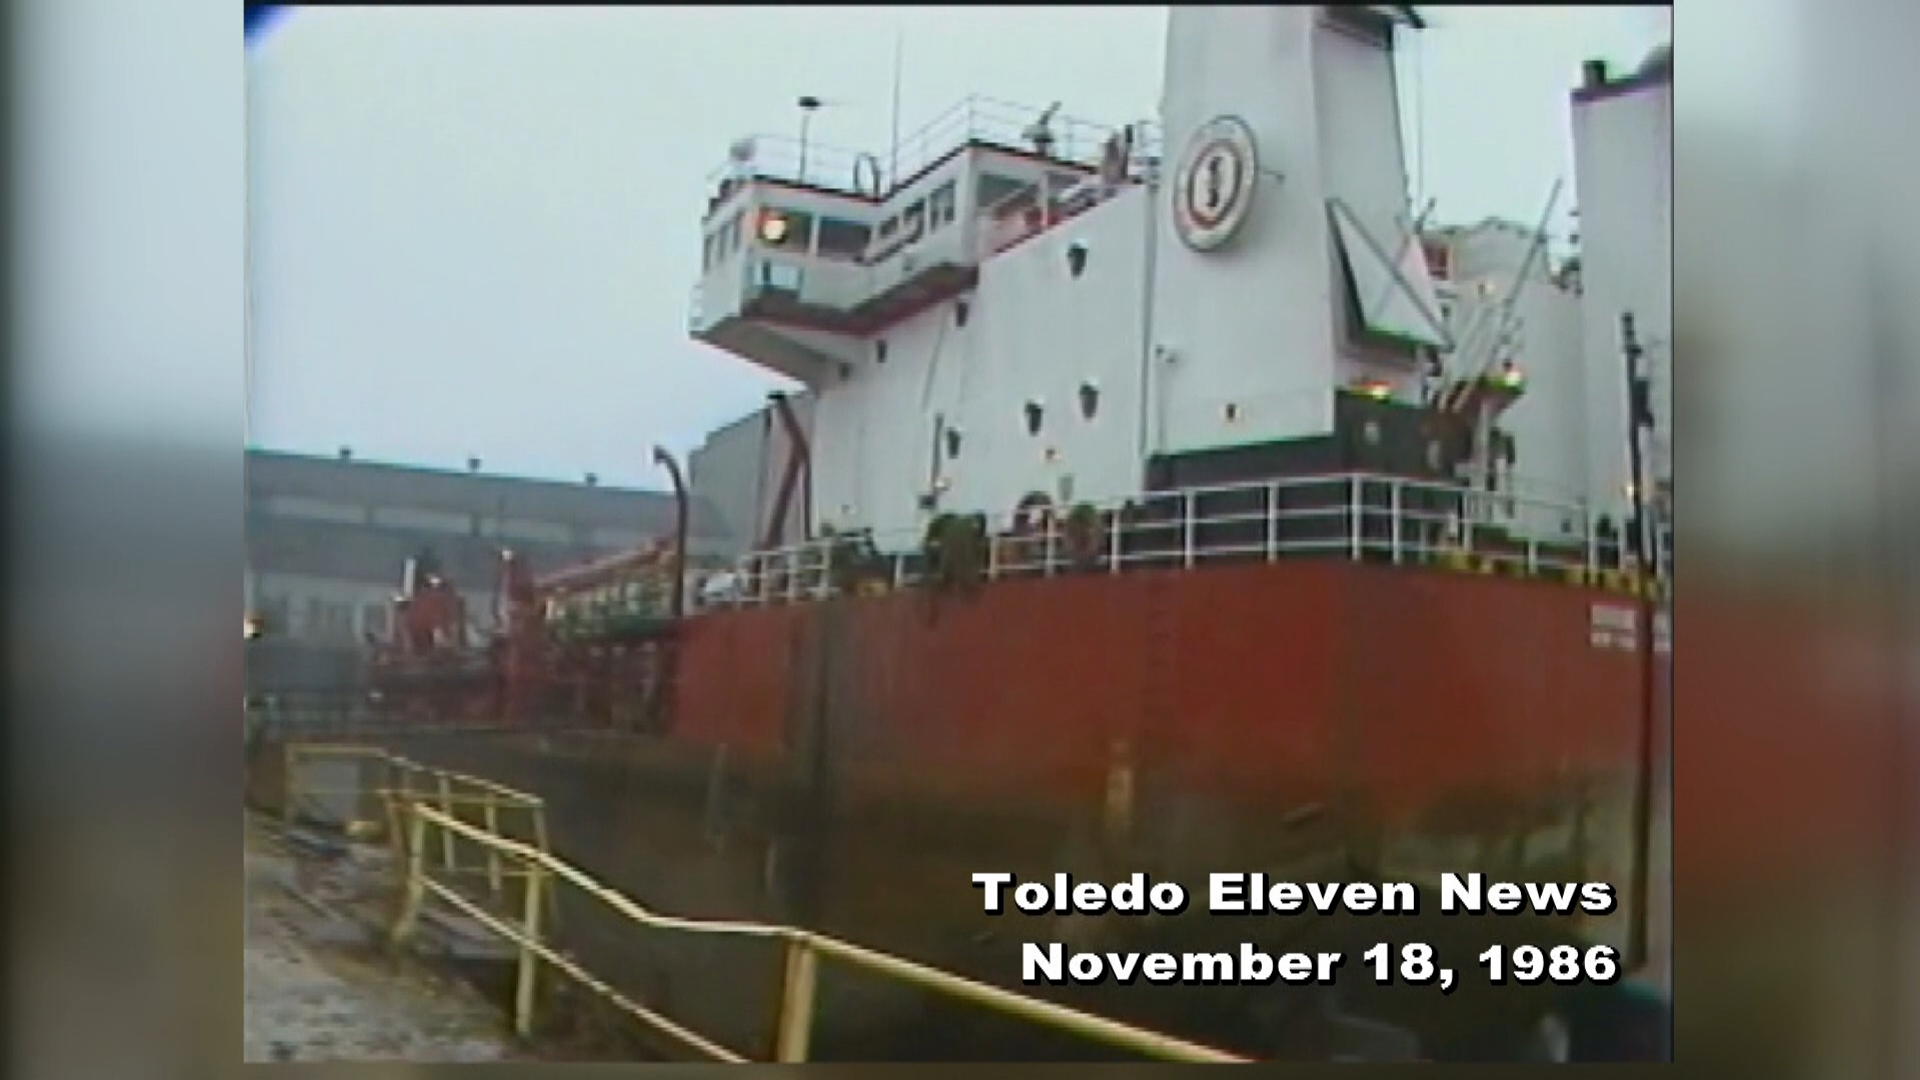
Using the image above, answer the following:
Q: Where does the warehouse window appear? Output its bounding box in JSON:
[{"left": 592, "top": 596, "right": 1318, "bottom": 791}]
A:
[
  {"left": 259, "top": 595, "right": 290, "bottom": 637},
  {"left": 302, "top": 598, "right": 355, "bottom": 642}
]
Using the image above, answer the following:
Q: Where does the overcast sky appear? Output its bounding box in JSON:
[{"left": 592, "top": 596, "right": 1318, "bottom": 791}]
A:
[{"left": 246, "top": 5, "right": 1669, "bottom": 488}]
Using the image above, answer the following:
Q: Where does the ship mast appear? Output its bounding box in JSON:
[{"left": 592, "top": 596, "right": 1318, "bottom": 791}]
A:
[{"left": 1620, "top": 308, "right": 1661, "bottom": 975}]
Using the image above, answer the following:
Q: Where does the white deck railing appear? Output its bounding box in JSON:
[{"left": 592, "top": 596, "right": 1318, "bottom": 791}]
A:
[{"left": 715, "top": 472, "right": 1667, "bottom": 608}]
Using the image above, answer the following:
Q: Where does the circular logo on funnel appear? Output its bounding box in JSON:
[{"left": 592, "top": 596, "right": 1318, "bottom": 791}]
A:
[{"left": 1172, "top": 116, "right": 1259, "bottom": 252}]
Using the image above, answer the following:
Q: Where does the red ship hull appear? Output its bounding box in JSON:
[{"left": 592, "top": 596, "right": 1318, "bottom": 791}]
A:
[
  {"left": 660, "top": 556, "right": 1655, "bottom": 1054},
  {"left": 680, "top": 560, "right": 1640, "bottom": 830},
  {"left": 351, "top": 556, "right": 1660, "bottom": 1059}
]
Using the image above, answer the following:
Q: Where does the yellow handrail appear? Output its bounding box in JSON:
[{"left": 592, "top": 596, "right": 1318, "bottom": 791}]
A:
[
  {"left": 402, "top": 802, "right": 1246, "bottom": 1062},
  {"left": 281, "top": 742, "right": 558, "bottom": 918},
  {"left": 274, "top": 740, "right": 1246, "bottom": 1063}
]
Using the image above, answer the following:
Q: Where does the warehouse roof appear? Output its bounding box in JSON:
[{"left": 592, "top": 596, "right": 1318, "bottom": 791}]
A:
[
  {"left": 245, "top": 447, "right": 731, "bottom": 541},
  {"left": 245, "top": 513, "right": 685, "bottom": 587}
]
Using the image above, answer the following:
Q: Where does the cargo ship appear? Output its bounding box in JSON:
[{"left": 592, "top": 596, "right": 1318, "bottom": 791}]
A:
[{"left": 347, "top": 5, "right": 1674, "bottom": 1062}]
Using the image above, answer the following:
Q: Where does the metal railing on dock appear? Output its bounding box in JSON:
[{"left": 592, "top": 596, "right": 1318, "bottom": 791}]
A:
[
  {"left": 277, "top": 742, "right": 1245, "bottom": 1063},
  {"left": 279, "top": 743, "right": 559, "bottom": 921}
]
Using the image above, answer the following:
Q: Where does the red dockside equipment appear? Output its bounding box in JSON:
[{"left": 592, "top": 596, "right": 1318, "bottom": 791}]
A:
[
  {"left": 368, "top": 553, "right": 493, "bottom": 726},
  {"left": 495, "top": 539, "right": 682, "bottom": 730}
]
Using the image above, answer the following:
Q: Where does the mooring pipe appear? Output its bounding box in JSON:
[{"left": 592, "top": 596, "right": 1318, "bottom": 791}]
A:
[{"left": 652, "top": 445, "right": 690, "bottom": 621}]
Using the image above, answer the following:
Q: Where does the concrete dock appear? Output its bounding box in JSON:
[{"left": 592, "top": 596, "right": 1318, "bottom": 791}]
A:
[{"left": 243, "top": 813, "right": 516, "bottom": 1063}]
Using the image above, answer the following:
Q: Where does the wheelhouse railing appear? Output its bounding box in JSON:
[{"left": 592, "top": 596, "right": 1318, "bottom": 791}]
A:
[
  {"left": 705, "top": 96, "right": 1161, "bottom": 201},
  {"left": 708, "top": 472, "right": 1669, "bottom": 608}
]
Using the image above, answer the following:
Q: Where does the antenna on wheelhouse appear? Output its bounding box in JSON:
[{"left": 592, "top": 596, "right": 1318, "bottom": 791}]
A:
[
  {"left": 796, "top": 95, "right": 824, "bottom": 183},
  {"left": 887, "top": 25, "right": 904, "bottom": 193},
  {"left": 1412, "top": 26, "right": 1428, "bottom": 208}
]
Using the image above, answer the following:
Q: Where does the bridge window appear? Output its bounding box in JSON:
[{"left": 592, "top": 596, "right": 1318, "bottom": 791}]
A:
[
  {"left": 902, "top": 200, "right": 927, "bottom": 242},
  {"left": 864, "top": 215, "right": 901, "bottom": 263},
  {"left": 976, "top": 173, "right": 1026, "bottom": 210},
  {"left": 757, "top": 208, "right": 813, "bottom": 252},
  {"left": 703, "top": 232, "right": 718, "bottom": 271},
  {"left": 724, "top": 211, "right": 743, "bottom": 253},
  {"left": 815, "top": 217, "right": 870, "bottom": 260},
  {"left": 928, "top": 182, "right": 957, "bottom": 230}
]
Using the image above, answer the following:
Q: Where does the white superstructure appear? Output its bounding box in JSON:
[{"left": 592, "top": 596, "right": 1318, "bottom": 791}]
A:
[
  {"left": 1420, "top": 220, "right": 1587, "bottom": 538},
  {"left": 1569, "top": 49, "right": 1674, "bottom": 523},
  {"left": 688, "top": 7, "right": 1671, "bottom": 552}
]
